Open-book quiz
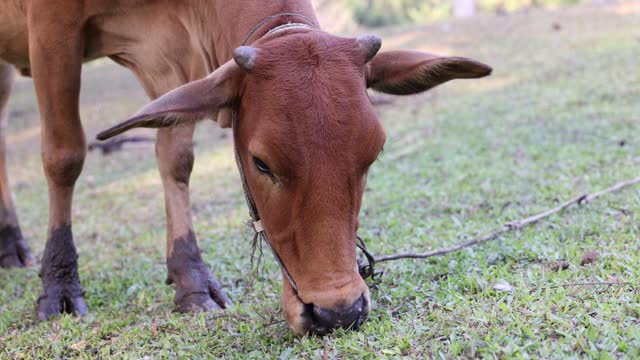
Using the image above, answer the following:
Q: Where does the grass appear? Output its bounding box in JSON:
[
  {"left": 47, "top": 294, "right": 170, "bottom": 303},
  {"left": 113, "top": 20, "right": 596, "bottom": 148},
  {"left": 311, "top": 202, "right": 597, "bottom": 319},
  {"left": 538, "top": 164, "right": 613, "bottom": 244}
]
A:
[{"left": 1, "top": 1, "right": 640, "bottom": 358}]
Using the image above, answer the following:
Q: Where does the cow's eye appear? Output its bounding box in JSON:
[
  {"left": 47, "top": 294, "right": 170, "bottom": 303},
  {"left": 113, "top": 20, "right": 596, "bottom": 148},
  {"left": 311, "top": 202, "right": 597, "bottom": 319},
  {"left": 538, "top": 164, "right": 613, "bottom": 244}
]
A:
[{"left": 253, "top": 156, "right": 273, "bottom": 176}]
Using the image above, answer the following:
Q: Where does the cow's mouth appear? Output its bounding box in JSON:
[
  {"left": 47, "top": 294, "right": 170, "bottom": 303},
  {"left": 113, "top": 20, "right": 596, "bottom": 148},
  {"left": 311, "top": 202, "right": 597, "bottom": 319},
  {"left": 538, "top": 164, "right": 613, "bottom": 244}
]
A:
[
  {"left": 282, "top": 279, "right": 371, "bottom": 335},
  {"left": 302, "top": 294, "right": 370, "bottom": 335}
]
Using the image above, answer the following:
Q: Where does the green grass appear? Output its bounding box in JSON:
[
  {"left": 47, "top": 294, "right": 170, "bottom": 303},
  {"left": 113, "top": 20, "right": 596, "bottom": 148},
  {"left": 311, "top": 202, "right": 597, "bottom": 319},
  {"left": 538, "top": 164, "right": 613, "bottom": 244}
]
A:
[{"left": 1, "top": 2, "right": 640, "bottom": 358}]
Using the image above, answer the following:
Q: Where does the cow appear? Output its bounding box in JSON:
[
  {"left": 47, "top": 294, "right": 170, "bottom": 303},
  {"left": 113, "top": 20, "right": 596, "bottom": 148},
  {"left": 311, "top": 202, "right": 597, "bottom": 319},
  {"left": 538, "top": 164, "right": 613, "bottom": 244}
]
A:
[{"left": 0, "top": 0, "right": 491, "bottom": 335}]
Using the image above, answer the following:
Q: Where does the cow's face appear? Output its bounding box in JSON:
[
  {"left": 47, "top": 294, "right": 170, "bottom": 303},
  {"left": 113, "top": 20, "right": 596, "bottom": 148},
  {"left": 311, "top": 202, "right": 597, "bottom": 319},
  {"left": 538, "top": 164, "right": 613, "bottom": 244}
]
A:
[
  {"left": 97, "top": 30, "right": 491, "bottom": 335},
  {"left": 233, "top": 33, "right": 387, "bottom": 335}
]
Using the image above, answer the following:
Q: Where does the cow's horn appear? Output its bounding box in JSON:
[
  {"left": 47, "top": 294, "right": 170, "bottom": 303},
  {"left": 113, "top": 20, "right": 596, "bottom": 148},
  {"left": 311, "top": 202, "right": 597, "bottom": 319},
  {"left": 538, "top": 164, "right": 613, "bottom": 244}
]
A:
[
  {"left": 357, "top": 34, "right": 382, "bottom": 63},
  {"left": 233, "top": 46, "right": 258, "bottom": 72}
]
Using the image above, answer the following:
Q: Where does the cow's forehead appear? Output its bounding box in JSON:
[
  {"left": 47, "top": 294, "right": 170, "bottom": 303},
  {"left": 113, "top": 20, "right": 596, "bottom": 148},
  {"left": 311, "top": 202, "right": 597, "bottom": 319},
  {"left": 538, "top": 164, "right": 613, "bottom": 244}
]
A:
[
  {"left": 251, "top": 31, "right": 363, "bottom": 74},
  {"left": 244, "top": 36, "right": 368, "bottom": 110},
  {"left": 238, "top": 31, "right": 382, "bottom": 164}
]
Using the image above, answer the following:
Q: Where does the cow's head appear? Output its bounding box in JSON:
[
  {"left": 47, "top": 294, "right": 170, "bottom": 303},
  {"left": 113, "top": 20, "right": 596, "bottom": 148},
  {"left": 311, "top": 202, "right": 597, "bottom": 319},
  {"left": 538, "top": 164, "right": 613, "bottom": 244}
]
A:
[{"left": 97, "top": 30, "right": 491, "bottom": 335}]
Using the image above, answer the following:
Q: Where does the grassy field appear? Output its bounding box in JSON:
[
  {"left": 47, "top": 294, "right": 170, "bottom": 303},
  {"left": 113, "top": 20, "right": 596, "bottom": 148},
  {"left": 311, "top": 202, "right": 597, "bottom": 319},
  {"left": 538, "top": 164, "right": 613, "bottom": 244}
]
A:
[{"left": 1, "top": 1, "right": 640, "bottom": 358}]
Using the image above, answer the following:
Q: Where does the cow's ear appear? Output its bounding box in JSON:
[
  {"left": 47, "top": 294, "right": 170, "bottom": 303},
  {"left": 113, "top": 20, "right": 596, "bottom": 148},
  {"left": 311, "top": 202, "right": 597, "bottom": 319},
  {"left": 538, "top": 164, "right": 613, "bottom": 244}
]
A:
[
  {"left": 96, "top": 61, "right": 241, "bottom": 140},
  {"left": 366, "top": 50, "right": 492, "bottom": 95}
]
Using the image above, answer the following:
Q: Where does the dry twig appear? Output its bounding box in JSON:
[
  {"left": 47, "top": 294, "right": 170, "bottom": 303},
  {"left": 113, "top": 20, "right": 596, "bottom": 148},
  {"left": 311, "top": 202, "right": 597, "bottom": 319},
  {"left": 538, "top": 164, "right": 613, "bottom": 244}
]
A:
[
  {"left": 88, "top": 135, "right": 154, "bottom": 155},
  {"left": 539, "top": 282, "right": 635, "bottom": 290},
  {"left": 371, "top": 176, "right": 640, "bottom": 264}
]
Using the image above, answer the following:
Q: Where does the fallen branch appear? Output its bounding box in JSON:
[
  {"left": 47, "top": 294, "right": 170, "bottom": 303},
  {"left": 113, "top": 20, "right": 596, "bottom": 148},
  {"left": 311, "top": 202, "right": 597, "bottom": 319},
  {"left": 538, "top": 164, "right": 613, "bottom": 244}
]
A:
[
  {"left": 88, "top": 135, "right": 155, "bottom": 155},
  {"left": 373, "top": 228, "right": 508, "bottom": 263},
  {"left": 582, "top": 176, "right": 640, "bottom": 203},
  {"left": 367, "top": 176, "right": 640, "bottom": 265},
  {"left": 541, "top": 281, "right": 635, "bottom": 290}
]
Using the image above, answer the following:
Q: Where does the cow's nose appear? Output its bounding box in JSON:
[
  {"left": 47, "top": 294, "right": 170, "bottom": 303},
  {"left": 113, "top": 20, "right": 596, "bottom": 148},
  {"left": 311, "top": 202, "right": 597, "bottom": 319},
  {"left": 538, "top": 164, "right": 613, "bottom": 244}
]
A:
[{"left": 306, "top": 294, "right": 368, "bottom": 335}]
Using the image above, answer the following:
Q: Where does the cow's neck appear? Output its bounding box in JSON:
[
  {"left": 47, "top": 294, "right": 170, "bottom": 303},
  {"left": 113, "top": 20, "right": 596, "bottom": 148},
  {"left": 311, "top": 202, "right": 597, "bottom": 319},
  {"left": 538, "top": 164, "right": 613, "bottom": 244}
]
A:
[{"left": 114, "top": 0, "right": 318, "bottom": 99}]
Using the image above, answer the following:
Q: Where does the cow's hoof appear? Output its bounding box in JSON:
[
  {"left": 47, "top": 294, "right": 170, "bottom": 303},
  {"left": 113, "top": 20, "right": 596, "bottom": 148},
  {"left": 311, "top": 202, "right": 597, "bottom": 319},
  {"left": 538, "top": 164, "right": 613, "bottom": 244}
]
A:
[
  {"left": 37, "top": 287, "right": 88, "bottom": 321},
  {"left": 0, "top": 226, "right": 35, "bottom": 268},
  {"left": 170, "top": 270, "right": 232, "bottom": 313},
  {"left": 175, "top": 292, "right": 222, "bottom": 313}
]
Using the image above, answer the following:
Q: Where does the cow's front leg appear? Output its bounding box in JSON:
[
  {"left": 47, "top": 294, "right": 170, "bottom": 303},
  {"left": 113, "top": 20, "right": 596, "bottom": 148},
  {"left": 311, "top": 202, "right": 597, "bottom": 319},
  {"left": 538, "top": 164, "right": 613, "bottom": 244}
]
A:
[
  {"left": 28, "top": 9, "right": 87, "bottom": 319},
  {"left": 0, "top": 65, "right": 35, "bottom": 268},
  {"left": 156, "top": 125, "right": 231, "bottom": 312}
]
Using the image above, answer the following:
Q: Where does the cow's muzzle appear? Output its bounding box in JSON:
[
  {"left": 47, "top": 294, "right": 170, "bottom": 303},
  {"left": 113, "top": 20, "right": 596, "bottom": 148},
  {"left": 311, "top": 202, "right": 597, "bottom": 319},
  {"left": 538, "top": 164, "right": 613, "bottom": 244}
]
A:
[{"left": 303, "top": 293, "right": 369, "bottom": 335}]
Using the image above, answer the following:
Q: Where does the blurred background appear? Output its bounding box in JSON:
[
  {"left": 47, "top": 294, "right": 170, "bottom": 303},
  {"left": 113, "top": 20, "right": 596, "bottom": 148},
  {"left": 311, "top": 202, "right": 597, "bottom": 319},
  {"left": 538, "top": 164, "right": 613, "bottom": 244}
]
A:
[
  {"left": 313, "top": 0, "right": 604, "bottom": 30},
  {"left": 2, "top": 0, "right": 639, "bottom": 357}
]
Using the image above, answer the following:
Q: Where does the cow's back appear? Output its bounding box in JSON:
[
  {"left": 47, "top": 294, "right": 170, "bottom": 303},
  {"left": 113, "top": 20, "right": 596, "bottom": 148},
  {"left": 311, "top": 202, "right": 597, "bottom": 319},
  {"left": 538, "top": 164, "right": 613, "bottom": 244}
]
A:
[{"left": 0, "top": 0, "right": 217, "bottom": 96}]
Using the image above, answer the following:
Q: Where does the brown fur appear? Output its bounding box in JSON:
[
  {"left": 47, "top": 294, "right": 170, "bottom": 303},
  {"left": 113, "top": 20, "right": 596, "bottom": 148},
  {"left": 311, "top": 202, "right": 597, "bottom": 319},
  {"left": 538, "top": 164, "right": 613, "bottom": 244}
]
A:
[{"left": 0, "top": 0, "right": 491, "bottom": 334}]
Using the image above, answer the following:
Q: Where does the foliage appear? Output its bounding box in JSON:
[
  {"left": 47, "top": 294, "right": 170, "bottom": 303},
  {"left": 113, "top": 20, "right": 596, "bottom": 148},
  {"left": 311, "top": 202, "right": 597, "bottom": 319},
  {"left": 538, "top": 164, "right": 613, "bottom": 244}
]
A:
[
  {"left": 1, "top": 2, "right": 640, "bottom": 358},
  {"left": 478, "top": 0, "right": 582, "bottom": 12},
  {"left": 348, "top": 0, "right": 583, "bottom": 27},
  {"left": 349, "top": 0, "right": 451, "bottom": 27}
]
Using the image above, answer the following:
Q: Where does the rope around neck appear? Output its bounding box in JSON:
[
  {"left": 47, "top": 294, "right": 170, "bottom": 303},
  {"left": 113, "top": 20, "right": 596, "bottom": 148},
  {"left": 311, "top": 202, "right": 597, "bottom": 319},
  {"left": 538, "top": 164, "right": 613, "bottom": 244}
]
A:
[{"left": 240, "top": 13, "right": 319, "bottom": 46}]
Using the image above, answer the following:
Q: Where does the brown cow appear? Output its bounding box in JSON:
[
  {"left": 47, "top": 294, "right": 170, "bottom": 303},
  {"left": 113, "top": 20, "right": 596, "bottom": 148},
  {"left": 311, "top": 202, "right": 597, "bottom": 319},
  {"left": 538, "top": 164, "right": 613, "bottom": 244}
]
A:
[{"left": 0, "top": 0, "right": 491, "bottom": 335}]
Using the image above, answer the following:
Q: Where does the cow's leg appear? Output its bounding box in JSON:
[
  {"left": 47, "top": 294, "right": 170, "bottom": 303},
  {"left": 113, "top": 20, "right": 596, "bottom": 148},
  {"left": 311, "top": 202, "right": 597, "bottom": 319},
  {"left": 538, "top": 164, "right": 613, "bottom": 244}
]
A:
[
  {"left": 28, "top": 14, "right": 87, "bottom": 319},
  {"left": 0, "top": 65, "right": 35, "bottom": 268},
  {"left": 156, "top": 125, "right": 230, "bottom": 311}
]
